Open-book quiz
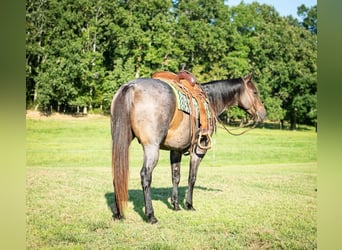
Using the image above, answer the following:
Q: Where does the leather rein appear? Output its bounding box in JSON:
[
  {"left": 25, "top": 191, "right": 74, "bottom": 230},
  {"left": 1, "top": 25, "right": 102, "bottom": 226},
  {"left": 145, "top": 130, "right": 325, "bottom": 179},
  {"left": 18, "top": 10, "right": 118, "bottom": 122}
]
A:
[{"left": 217, "top": 116, "right": 257, "bottom": 136}]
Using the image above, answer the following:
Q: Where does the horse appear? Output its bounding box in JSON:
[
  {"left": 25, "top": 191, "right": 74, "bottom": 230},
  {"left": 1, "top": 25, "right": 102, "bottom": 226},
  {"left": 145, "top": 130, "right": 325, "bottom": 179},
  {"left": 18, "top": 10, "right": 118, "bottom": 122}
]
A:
[{"left": 110, "top": 72, "right": 266, "bottom": 224}]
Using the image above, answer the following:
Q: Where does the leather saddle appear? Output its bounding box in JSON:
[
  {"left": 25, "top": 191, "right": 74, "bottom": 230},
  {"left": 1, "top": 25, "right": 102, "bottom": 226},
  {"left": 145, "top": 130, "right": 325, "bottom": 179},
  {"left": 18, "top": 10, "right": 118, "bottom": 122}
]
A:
[{"left": 152, "top": 70, "right": 216, "bottom": 150}]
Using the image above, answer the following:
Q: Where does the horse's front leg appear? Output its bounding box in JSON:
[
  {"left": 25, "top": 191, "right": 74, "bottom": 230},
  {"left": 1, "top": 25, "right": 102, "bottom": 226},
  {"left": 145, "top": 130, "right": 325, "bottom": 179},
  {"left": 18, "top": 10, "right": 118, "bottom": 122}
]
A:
[
  {"left": 140, "top": 144, "right": 159, "bottom": 224},
  {"left": 186, "top": 146, "right": 206, "bottom": 210},
  {"left": 170, "top": 150, "right": 182, "bottom": 210}
]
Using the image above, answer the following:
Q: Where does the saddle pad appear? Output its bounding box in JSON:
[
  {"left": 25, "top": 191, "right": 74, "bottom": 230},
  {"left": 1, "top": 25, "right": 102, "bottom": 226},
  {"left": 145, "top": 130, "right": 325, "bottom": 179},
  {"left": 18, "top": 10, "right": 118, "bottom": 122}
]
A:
[{"left": 166, "top": 80, "right": 212, "bottom": 118}]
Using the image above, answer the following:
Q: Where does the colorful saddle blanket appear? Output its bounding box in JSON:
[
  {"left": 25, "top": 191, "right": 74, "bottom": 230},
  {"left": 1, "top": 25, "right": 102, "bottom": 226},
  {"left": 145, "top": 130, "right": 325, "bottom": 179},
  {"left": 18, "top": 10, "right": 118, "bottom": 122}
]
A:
[{"left": 167, "top": 82, "right": 211, "bottom": 119}]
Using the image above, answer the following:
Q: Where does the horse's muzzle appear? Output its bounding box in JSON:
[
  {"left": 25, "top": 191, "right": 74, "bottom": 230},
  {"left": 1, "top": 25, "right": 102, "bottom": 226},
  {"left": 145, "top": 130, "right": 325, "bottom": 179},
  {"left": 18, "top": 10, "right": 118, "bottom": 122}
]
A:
[{"left": 256, "top": 108, "right": 267, "bottom": 122}]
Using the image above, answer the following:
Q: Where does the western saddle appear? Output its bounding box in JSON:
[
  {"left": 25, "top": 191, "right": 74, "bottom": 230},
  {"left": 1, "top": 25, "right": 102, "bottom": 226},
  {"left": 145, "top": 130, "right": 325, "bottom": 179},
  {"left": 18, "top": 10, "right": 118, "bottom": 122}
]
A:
[{"left": 152, "top": 70, "right": 216, "bottom": 151}]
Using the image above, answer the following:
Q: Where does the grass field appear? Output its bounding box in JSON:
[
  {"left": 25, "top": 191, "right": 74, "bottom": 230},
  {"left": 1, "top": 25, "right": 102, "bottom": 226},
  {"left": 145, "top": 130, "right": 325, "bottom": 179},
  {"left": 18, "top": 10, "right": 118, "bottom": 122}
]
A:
[{"left": 26, "top": 113, "right": 317, "bottom": 249}]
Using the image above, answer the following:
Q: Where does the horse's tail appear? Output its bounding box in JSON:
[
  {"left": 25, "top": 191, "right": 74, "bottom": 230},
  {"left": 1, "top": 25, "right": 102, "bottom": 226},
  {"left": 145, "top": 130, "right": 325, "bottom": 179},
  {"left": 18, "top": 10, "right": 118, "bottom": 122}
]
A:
[{"left": 110, "top": 82, "right": 134, "bottom": 217}]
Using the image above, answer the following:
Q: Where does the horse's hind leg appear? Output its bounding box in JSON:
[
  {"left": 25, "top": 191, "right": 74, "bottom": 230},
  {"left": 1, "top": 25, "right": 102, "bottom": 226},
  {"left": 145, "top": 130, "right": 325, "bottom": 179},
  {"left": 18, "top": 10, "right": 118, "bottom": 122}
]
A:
[
  {"left": 170, "top": 150, "right": 182, "bottom": 210},
  {"left": 140, "top": 144, "right": 160, "bottom": 224}
]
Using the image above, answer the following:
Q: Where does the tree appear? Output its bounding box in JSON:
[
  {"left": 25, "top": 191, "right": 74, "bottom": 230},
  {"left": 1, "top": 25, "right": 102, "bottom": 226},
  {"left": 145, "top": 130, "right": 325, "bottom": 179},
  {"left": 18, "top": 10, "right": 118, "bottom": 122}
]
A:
[
  {"left": 297, "top": 4, "right": 317, "bottom": 34},
  {"left": 229, "top": 2, "right": 317, "bottom": 129},
  {"left": 26, "top": 0, "right": 50, "bottom": 109},
  {"left": 26, "top": 0, "right": 317, "bottom": 129}
]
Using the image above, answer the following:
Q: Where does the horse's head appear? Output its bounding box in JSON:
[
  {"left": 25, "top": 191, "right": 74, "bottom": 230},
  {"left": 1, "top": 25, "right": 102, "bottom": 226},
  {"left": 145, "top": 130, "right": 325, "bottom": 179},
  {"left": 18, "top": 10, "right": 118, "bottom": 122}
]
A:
[{"left": 238, "top": 73, "right": 266, "bottom": 123}]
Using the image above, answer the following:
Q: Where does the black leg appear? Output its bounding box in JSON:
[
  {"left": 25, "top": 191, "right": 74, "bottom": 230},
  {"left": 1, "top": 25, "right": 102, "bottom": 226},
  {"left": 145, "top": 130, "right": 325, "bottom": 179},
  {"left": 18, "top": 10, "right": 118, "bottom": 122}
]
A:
[
  {"left": 170, "top": 150, "right": 182, "bottom": 210},
  {"left": 186, "top": 146, "right": 206, "bottom": 210},
  {"left": 140, "top": 144, "right": 159, "bottom": 224}
]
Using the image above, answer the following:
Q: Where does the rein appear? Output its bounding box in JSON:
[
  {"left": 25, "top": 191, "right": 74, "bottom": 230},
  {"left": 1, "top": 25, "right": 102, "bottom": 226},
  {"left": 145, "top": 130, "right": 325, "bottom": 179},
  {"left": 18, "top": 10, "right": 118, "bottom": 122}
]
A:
[{"left": 217, "top": 116, "right": 257, "bottom": 136}]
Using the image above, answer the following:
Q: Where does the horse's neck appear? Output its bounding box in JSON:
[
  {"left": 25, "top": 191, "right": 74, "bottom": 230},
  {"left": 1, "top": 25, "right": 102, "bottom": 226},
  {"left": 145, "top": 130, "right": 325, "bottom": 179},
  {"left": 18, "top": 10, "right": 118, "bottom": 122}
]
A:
[{"left": 202, "top": 80, "right": 241, "bottom": 116}]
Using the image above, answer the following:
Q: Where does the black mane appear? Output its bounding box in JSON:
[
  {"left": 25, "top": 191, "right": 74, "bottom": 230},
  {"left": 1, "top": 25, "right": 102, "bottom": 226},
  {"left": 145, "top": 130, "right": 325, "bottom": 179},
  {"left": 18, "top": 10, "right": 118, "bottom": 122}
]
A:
[{"left": 201, "top": 78, "right": 244, "bottom": 115}]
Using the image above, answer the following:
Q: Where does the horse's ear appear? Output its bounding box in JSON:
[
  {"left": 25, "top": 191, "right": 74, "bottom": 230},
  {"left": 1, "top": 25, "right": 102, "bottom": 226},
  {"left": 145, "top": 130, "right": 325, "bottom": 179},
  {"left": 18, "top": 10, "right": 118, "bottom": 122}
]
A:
[{"left": 243, "top": 72, "right": 253, "bottom": 83}]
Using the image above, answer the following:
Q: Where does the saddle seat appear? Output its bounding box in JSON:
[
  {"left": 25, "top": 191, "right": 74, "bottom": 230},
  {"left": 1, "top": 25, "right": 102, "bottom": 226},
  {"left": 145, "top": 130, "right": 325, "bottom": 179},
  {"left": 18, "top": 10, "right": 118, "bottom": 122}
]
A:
[{"left": 152, "top": 70, "right": 216, "bottom": 150}]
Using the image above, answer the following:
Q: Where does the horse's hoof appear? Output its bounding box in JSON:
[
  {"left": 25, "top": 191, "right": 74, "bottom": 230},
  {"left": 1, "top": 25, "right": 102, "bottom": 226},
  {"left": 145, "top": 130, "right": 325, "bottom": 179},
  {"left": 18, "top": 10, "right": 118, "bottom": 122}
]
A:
[
  {"left": 147, "top": 213, "right": 158, "bottom": 224},
  {"left": 113, "top": 213, "right": 123, "bottom": 221},
  {"left": 172, "top": 204, "right": 181, "bottom": 211},
  {"left": 185, "top": 203, "right": 196, "bottom": 211},
  {"left": 148, "top": 216, "right": 158, "bottom": 224}
]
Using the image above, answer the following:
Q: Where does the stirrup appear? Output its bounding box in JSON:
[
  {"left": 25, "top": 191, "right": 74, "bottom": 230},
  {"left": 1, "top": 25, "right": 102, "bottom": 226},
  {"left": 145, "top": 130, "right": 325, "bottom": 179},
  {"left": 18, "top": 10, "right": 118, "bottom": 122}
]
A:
[{"left": 197, "top": 131, "right": 212, "bottom": 150}]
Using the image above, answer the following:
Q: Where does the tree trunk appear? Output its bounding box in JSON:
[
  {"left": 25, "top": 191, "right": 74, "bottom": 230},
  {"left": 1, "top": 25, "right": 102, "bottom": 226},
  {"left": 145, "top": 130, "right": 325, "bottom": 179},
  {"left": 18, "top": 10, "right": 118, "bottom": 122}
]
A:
[
  {"left": 280, "top": 120, "right": 284, "bottom": 130},
  {"left": 290, "top": 109, "right": 297, "bottom": 130}
]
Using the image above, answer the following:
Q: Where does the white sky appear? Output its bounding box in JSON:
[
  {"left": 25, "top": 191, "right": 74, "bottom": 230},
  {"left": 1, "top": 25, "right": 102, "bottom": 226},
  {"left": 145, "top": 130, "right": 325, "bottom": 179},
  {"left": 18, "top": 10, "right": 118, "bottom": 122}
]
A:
[{"left": 225, "top": 0, "right": 317, "bottom": 18}]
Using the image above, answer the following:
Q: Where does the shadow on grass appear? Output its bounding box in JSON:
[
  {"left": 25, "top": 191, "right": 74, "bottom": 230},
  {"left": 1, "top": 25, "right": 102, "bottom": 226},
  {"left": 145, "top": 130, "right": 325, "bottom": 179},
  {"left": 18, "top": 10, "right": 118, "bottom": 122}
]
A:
[{"left": 105, "top": 186, "right": 221, "bottom": 222}]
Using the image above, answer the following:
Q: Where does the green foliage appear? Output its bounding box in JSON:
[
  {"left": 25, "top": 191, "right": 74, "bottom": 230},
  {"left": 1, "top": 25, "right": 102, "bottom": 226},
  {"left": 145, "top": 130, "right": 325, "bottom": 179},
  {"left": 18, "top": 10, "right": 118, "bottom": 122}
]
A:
[
  {"left": 26, "top": 0, "right": 317, "bottom": 127},
  {"left": 297, "top": 4, "right": 317, "bottom": 34},
  {"left": 263, "top": 96, "right": 284, "bottom": 121}
]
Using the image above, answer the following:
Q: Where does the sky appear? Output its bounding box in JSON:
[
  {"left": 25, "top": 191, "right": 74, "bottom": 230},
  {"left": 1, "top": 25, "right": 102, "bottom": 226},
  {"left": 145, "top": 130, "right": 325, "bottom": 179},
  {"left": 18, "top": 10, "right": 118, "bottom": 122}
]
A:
[{"left": 225, "top": 0, "right": 317, "bottom": 18}]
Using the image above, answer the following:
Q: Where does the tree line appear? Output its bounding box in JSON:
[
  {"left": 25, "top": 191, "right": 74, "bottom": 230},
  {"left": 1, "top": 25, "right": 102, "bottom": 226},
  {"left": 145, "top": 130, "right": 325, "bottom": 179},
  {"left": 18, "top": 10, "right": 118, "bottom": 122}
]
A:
[{"left": 26, "top": 0, "right": 317, "bottom": 129}]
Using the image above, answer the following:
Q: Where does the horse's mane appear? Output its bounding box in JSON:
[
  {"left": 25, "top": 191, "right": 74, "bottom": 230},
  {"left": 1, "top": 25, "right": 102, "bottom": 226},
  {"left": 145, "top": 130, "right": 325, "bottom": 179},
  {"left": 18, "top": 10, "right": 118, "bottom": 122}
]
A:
[{"left": 201, "top": 78, "right": 243, "bottom": 113}]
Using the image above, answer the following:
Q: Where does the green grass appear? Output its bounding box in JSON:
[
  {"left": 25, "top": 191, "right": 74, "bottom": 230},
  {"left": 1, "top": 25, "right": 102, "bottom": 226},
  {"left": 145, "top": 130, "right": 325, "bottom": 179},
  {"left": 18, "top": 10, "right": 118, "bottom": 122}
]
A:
[
  {"left": 26, "top": 115, "right": 317, "bottom": 249},
  {"left": 26, "top": 116, "right": 317, "bottom": 168}
]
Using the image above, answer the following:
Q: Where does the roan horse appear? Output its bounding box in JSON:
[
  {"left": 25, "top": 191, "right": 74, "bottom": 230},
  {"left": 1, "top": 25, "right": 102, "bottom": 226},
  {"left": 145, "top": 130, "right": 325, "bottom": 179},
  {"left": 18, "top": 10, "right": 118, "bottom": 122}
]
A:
[{"left": 110, "top": 73, "right": 266, "bottom": 223}]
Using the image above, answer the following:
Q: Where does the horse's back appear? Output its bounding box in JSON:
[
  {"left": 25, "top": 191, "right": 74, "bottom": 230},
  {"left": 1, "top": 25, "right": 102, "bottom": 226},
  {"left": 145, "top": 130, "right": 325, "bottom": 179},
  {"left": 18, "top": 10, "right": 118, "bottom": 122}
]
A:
[{"left": 132, "top": 78, "right": 175, "bottom": 105}]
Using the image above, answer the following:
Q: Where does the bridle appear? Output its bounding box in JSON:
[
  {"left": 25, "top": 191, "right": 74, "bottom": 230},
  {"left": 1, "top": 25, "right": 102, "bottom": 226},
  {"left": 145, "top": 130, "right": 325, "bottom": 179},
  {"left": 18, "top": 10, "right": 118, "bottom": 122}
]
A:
[{"left": 217, "top": 78, "right": 260, "bottom": 136}]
